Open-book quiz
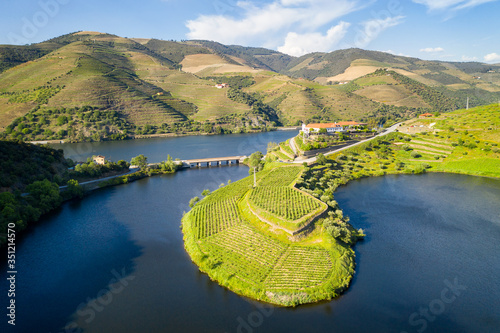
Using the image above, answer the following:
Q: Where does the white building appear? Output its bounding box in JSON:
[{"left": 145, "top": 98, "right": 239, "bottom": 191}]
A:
[{"left": 301, "top": 121, "right": 366, "bottom": 134}]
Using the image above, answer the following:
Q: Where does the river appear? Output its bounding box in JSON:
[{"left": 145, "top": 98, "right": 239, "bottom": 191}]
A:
[
  {"left": 49, "top": 131, "right": 298, "bottom": 163},
  {"left": 1, "top": 133, "right": 499, "bottom": 333}
]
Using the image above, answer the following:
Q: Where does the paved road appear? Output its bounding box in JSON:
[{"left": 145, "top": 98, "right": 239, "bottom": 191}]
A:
[
  {"left": 59, "top": 168, "right": 139, "bottom": 189},
  {"left": 291, "top": 123, "right": 402, "bottom": 164},
  {"left": 289, "top": 137, "right": 298, "bottom": 155}
]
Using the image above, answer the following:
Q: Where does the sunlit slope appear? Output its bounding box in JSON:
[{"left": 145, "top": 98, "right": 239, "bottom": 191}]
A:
[
  {"left": 2, "top": 32, "right": 500, "bottom": 137},
  {"left": 0, "top": 35, "right": 194, "bottom": 129}
]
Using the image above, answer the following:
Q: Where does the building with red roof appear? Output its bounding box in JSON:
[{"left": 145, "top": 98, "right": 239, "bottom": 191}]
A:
[{"left": 301, "top": 121, "right": 366, "bottom": 134}]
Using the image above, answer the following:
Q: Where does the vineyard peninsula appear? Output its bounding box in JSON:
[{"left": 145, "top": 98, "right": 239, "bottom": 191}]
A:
[{"left": 181, "top": 163, "right": 363, "bottom": 306}]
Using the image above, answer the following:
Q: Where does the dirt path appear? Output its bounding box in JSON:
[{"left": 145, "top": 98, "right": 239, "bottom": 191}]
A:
[
  {"left": 410, "top": 140, "right": 453, "bottom": 149},
  {"left": 409, "top": 144, "right": 452, "bottom": 154}
]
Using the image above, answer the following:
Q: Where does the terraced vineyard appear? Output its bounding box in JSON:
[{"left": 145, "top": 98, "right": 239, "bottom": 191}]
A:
[
  {"left": 190, "top": 198, "right": 241, "bottom": 240},
  {"left": 249, "top": 187, "right": 321, "bottom": 221},
  {"left": 202, "top": 224, "right": 286, "bottom": 284},
  {"left": 264, "top": 247, "right": 333, "bottom": 290},
  {"left": 182, "top": 163, "right": 356, "bottom": 306},
  {"left": 258, "top": 166, "right": 302, "bottom": 186}
]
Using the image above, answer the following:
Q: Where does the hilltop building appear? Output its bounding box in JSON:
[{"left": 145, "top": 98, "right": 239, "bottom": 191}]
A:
[
  {"left": 93, "top": 155, "right": 106, "bottom": 165},
  {"left": 215, "top": 83, "right": 229, "bottom": 89},
  {"left": 301, "top": 121, "right": 366, "bottom": 134}
]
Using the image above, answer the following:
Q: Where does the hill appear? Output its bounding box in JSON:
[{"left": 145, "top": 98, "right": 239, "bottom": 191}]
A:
[
  {"left": 0, "top": 141, "right": 70, "bottom": 192},
  {"left": 1, "top": 32, "right": 499, "bottom": 142}
]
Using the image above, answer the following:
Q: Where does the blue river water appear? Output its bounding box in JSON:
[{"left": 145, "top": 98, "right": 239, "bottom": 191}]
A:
[{"left": 1, "top": 132, "right": 499, "bottom": 333}]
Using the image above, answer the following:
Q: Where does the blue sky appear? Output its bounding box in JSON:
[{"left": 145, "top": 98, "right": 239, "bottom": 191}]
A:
[{"left": 1, "top": 0, "right": 499, "bottom": 63}]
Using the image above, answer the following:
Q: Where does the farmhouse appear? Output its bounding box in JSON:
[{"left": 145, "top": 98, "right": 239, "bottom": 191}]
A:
[
  {"left": 215, "top": 83, "right": 229, "bottom": 89},
  {"left": 419, "top": 113, "right": 433, "bottom": 118},
  {"left": 301, "top": 121, "right": 366, "bottom": 134},
  {"left": 93, "top": 155, "right": 106, "bottom": 165}
]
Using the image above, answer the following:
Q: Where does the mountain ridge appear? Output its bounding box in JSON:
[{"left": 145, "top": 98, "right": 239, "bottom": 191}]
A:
[{"left": 1, "top": 31, "right": 499, "bottom": 142}]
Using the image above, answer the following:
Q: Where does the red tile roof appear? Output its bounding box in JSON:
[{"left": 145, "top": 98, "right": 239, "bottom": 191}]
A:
[
  {"left": 419, "top": 113, "right": 433, "bottom": 117},
  {"left": 305, "top": 123, "right": 342, "bottom": 129},
  {"left": 305, "top": 121, "right": 365, "bottom": 129}
]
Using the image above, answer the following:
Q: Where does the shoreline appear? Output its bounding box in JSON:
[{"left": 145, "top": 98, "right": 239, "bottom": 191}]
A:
[{"left": 29, "top": 126, "right": 300, "bottom": 145}]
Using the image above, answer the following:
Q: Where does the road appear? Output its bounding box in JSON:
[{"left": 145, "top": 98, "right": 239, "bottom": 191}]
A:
[
  {"left": 59, "top": 168, "right": 139, "bottom": 189},
  {"left": 291, "top": 123, "right": 402, "bottom": 164}
]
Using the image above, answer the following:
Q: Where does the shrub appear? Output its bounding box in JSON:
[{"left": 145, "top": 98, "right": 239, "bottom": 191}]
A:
[
  {"left": 413, "top": 165, "right": 425, "bottom": 174},
  {"left": 410, "top": 151, "right": 421, "bottom": 158}
]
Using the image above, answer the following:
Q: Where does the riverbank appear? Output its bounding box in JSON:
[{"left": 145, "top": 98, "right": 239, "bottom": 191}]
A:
[{"left": 29, "top": 126, "right": 298, "bottom": 145}]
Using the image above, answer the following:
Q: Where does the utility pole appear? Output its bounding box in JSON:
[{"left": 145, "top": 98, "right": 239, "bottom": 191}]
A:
[
  {"left": 253, "top": 167, "right": 256, "bottom": 187},
  {"left": 466, "top": 97, "right": 469, "bottom": 110}
]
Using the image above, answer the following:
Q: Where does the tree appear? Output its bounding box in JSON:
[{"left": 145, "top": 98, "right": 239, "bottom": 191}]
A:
[
  {"left": 338, "top": 132, "right": 348, "bottom": 141},
  {"left": 189, "top": 196, "right": 200, "bottom": 208},
  {"left": 202, "top": 189, "right": 211, "bottom": 196},
  {"left": 248, "top": 151, "right": 263, "bottom": 187},
  {"left": 159, "top": 155, "right": 177, "bottom": 173},
  {"left": 267, "top": 142, "right": 278, "bottom": 154},
  {"left": 66, "top": 179, "right": 83, "bottom": 199},
  {"left": 26, "top": 179, "right": 62, "bottom": 214},
  {"left": 316, "top": 153, "right": 327, "bottom": 165},
  {"left": 130, "top": 154, "right": 148, "bottom": 169}
]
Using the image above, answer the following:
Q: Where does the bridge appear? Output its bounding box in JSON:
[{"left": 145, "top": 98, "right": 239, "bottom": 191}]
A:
[{"left": 182, "top": 156, "right": 247, "bottom": 168}]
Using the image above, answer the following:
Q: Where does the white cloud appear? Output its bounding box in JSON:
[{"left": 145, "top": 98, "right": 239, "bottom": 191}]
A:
[
  {"left": 383, "top": 50, "right": 410, "bottom": 57},
  {"left": 484, "top": 53, "right": 500, "bottom": 62},
  {"left": 186, "top": 0, "right": 360, "bottom": 48},
  {"left": 461, "top": 55, "right": 478, "bottom": 61},
  {"left": 412, "top": 0, "right": 498, "bottom": 11},
  {"left": 420, "top": 47, "right": 445, "bottom": 53},
  {"left": 280, "top": 0, "right": 311, "bottom": 5},
  {"left": 278, "top": 22, "right": 350, "bottom": 56},
  {"left": 353, "top": 15, "right": 405, "bottom": 48}
]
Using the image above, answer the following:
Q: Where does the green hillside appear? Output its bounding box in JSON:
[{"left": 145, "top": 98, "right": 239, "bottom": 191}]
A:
[{"left": 1, "top": 32, "right": 499, "bottom": 142}]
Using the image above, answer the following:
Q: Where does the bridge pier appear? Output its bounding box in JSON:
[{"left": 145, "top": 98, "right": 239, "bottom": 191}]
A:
[{"left": 183, "top": 156, "right": 246, "bottom": 168}]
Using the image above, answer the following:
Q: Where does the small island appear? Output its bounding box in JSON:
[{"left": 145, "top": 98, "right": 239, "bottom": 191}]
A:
[{"left": 182, "top": 160, "right": 364, "bottom": 307}]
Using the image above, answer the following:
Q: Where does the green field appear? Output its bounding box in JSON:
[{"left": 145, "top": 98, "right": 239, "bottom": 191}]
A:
[
  {"left": 301, "top": 104, "right": 500, "bottom": 202},
  {"left": 182, "top": 163, "right": 357, "bottom": 306}
]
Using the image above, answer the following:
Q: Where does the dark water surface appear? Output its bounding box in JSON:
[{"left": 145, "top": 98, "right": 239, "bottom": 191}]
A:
[
  {"left": 2, "top": 135, "right": 500, "bottom": 333},
  {"left": 49, "top": 131, "right": 298, "bottom": 163}
]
